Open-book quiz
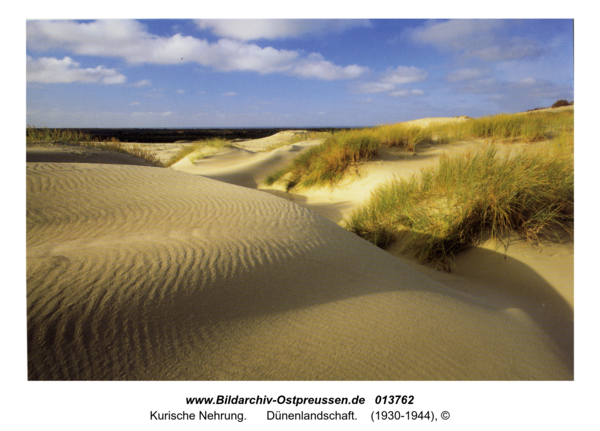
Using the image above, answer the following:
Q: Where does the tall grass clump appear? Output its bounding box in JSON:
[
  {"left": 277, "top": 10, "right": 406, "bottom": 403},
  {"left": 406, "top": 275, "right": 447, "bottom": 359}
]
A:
[
  {"left": 265, "top": 124, "right": 436, "bottom": 191},
  {"left": 431, "top": 109, "right": 573, "bottom": 144},
  {"left": 373, "top": 124, "right": 431, "bottom": 151},
  {"left": 265, "top": 128, "right": 381, "bottom": 191},
  {"left": 164, "top": 138, "right": 228, "bottom": 167},
  {"left": 346, "top": 145, "right": 573, "bottom": 266}
]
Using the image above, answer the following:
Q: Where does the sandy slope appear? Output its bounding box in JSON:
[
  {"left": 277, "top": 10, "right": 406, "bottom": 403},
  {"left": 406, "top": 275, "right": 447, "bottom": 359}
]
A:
[{"left": 26, "top": 127, "right": 574, "bottom": 380}]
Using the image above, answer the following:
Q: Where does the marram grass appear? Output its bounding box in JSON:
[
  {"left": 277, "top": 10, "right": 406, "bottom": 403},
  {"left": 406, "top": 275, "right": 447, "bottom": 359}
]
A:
[
  {"left": 346, "top": 144, "right": 574, "bottom": 267},
  {"left": 264, "top": 128, "right": 381, "bottom": 191},
  {"left": 265, "top": 109, "right": 573, "bottom": 191},
  {"left": 264, "top": 125, "right": 426, "bottom": 191},
  {"left": 163, "top": 138, "right": 229, "bottom": 167},
  {"left": 438, "top": 109, "right": 574, "bottom": 144}
]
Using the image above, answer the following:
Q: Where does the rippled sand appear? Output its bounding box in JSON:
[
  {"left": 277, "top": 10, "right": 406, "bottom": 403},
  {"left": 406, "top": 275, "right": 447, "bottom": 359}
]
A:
[{"left": 27, "top": 157, "right": 573, "bottom": 380}]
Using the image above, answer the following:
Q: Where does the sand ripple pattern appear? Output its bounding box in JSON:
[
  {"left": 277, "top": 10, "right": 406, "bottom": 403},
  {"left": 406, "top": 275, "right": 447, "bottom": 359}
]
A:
[{"left": 27, "top": 163, "right": 572, "bottom": 380}]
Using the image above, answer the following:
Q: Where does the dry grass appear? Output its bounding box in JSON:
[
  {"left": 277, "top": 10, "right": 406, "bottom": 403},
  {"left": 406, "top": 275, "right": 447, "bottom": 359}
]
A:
[
  {"left": 264, "top": 125, "right": 430, "bottom": 190},
  {"left": 264, "top": 128, "right": 381, "bottom": 190},
  {"left": 264, "top": 110, "right": 573, "bottom": 192},
  {"left": 435, "top": 109, "right": 574, "bottom": 144},
  {"left": 346, "top": 140, "right": 574, "bottom": 267},
  {"left": 163, "top": 138, "right": 229, "bottom": 167}
]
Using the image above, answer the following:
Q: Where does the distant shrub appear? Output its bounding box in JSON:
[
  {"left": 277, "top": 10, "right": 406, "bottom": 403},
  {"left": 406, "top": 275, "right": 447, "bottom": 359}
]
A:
[{"left": 551, "top": 100, "right": 570, "bottom": 108}]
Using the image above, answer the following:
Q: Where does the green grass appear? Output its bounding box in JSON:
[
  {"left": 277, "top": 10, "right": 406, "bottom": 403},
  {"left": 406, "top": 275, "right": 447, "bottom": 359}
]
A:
[
  {"left": 264, "top": 128, "right": 382, "bottom": 191},
  {"left": 264, "top": 125, "right": 431, "bottom": 191},
  {"left": 263, "top": 110, "right": 574, "bottom": 192},
  {"left": 346, "top": 143, "right": 574, "bottom": 267},
  {"left": 437, "top": 109, "right": 574, "bottom": 144},
  {"left": 264, "top": 131, "right": 332, "bottom": 151},
  {"left": 371, "top": 124, "right": 432, "bottom": 151},
  {"left": 26, "top": 126, "right": 163, "bottom": 166},
  {"left": 163, "top": 138, "right": 229, "bottom": 167}
]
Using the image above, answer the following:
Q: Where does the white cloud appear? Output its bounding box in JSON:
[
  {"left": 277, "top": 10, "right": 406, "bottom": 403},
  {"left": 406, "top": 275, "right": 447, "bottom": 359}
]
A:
[
  {"left": 390, "top": 89, "right": 424, "bottom": 97},
  {"left": 27, "top": 20, "right": 368, "bottom": 81},
  {"left": 292, "top": 53, "right": 368, "bottom": 80},
  {"left": 133, "top": 79, "right": 152, "bottom": 87},
  {"left": 356, "top": 65, "right": 427, "bottom": 96},
  {"left": 410, "top": 20, "right": 543, "bottom": 61},
  {"left": 194, "top": 19, "right": 371, "bottom": 41},
  {"left": 222, "top": 92, "right": 238, "bottom": 96},
  {"left": 380, "top": 66, "right": 428, "bottom": 85},
  {"left": 26, "top": 56, "right": 126, "bottom": 84},
  {"left": 357, "top": 82, "right": 395, "bottom": 94},
  {"left": 129, "top": 101, "right": 140, "bottom": 105},
  {"left": 411, "top": 20, "right": 504, "bottom": 50},
  {"left": 446, "top": 67, "right": 492, "bottom": 82},
  {"left": 176, "top": 89, "right": 185, "bottom": 94},
  {"left": 473, "top": 38, "right": 544, "bottom": 61}
]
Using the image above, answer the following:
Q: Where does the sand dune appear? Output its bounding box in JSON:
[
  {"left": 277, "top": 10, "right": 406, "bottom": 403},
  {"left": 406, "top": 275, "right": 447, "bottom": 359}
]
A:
[{"left": 27, "top": 147, "right": 573, "bottom": 379}]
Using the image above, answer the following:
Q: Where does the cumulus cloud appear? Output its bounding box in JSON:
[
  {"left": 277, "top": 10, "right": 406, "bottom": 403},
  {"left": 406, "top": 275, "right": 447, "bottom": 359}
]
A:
[
  {"left": 26, "top": 56, "right": 126, "bottom": 84},
  {"left": 26, "top": 20, "right": 368, "bottom": 81},
  {"left": 356, "top": 65, "right": 427, "bottom": 96},
  {"left": 380, "top": 66, "right": 428, "bottom": 85},
  {"left": 194, "top": 19, "right": 371, "bottom": 41},
  {"left": 410, "top": 20, "right": 544, "bottom": 61},
  {"left": 291, "top": 53, "right": 368, "bottom": 80}
]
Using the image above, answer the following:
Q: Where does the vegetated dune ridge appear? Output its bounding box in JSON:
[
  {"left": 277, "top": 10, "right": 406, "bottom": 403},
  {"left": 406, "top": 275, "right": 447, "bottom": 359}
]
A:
[{"left": 26, "top": 115, "right": 573, "bottom": 380}]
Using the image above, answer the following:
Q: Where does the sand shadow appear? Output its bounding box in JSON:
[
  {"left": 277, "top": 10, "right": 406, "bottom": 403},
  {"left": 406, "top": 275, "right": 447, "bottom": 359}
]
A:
[{"left": 386, "top": 234, "right": 574, "bottom": 372}]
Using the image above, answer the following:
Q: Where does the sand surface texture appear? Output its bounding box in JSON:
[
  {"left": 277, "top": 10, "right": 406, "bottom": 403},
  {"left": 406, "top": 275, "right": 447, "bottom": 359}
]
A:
[{"left": 26, "top": 125, "right": 573, "bottom": 380}]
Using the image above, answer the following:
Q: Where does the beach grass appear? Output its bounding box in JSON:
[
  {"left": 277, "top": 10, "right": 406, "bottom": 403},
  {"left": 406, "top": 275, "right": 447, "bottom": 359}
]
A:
[
  {"left": 26, "top": 125, "right": 163, "bottom": 166},
  {"left": 372, "top": 124, "right": 432, "bottom": 151},
  {"left": 163, "top": 138, "right": 229, "bottom": 167},
  {"left": 264, "top": 131, "right": 332, "bottom": 151},
  {"left": 264, "top": 128, "right": 382, "bottom": 190},
  {"left": 437, "top": 109, "right": 574, "bottom": 144},
  {"left": 265, "top": 108, "right": 573, "bottom": 192},
  {"left": 264, "top": 125, "right": 429, "bottom": 190},
  {"left": 346, "top": 141, "right": 574, "bottom": 266}
]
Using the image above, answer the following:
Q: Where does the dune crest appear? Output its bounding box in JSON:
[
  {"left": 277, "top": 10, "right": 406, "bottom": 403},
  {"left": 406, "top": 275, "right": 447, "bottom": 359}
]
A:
[{"left": 27, "top": 162, "right": 572, "bottom": 380}]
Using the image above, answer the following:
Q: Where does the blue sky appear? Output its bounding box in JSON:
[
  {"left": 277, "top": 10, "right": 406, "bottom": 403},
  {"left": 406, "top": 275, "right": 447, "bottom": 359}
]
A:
[{"left": 26, "top": 19, "right": 574, "bottom": 128}]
